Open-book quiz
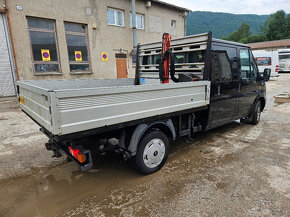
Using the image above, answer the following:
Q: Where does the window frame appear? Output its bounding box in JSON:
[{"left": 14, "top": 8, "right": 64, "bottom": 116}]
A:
[
  {"left": 212, "top": 43, "right": 238, "bottom": 80},
  {"left": 249, "top": 50, "right": 258, "bottom": 81},
  {"left": 171, "top": 20, "right": 176, "bottom": 28},
  {"left": 107, "top": 8, "right": 125, "bottom": 27},
  {"left": 211, "top": 51, "right": 233, "bottom": 83},
  {"left": 27, "top": 16, "right": 61, "bottom": 75},
  {"left": 64, "top": 21, "right": 91, "bottom": 74},
  {"left": 130, "top": 12, "right": 145, "bottom": 30}
]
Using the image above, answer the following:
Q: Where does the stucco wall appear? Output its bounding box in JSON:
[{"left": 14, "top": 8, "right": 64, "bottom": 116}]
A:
[
  {"left": 0, "top": 0, "right": 5, "bottom": 12},
  {"left": 7, "top": 0, "right": 186, "bottom": 80}
]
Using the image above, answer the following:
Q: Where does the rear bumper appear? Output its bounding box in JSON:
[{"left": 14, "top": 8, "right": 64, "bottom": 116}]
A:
[
  {"left": 43, "top": 129, "right": 93, "bottom": 172},
  {"left": 54, "top": 142, "right": 93, "bottom": 171}
]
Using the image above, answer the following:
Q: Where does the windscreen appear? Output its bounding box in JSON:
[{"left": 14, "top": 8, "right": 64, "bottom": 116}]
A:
[{"left": 279, "top": 54, "right": 290, "bottom": 61}]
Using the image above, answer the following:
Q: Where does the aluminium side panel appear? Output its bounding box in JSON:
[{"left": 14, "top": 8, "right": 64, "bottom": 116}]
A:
[
  {"left": 49, "top": 92, "right": 61, "bottom": 135},
  {"left": 55, "top": 81, "right": 210, "bottom": 135},
  {"left": 17, "top": 81, "right": 53, "bottom": 132}
]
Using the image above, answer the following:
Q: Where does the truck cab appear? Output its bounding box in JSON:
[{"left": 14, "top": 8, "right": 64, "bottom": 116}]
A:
[{"left": 208, "top": 39, "right": 266, "bottom": 129}]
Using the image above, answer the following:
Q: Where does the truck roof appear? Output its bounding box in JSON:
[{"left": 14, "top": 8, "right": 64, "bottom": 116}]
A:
[{"left": 212, "top": 38, "right": 250, "bottom": 48}]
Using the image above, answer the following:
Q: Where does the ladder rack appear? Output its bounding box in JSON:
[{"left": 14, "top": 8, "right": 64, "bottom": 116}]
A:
[{"left": 136, "top": 32, "right": 212, "bottom": 84}]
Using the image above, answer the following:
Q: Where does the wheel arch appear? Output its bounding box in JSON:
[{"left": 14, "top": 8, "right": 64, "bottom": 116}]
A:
[
  {"left": 250, "top": 95, "right": 266, "bottom": 113},
  {"left": 127, "top": 119, "right": 176, "bottom": 156},
  {"left": 259, "top": 96, "right": 266, "bottom": 111}
]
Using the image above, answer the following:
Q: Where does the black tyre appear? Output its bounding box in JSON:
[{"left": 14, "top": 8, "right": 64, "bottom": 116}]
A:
[
  {"left": 133, "top": 130, "right": 169, "bottom": 175},
  {"left": 250, "top": 100, "right": 262, "bottom": 125}
]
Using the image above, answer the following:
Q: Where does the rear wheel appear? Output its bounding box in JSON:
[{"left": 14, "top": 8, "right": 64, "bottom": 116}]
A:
[{"left": 133, "top": 130, "right": 169, "bottom": 175}]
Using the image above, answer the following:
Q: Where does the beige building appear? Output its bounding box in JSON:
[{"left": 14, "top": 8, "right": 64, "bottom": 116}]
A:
[{"left": 0, "top": 0, "right": 188, "bottom": 96}]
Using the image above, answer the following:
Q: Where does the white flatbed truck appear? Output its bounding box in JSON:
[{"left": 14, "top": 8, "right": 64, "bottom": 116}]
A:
[{"left": 17, "top": 32, "right": 267, "bottom": 174}]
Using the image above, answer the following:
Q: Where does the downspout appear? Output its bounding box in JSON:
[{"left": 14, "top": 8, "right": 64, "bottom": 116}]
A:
[
  {"left": 3, "top": 0, "right": 19, "bottom": 80},
  {"left": 131, "top": 0, "right": 137, "bottom": 51},
  {"left": 183, "top": 11, "right": 188, "bottom": 36}
]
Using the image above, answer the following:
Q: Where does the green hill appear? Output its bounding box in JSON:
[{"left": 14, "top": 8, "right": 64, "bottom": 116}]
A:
[{"left": 186, "top": 11, "right": 269, "bottom": 39}]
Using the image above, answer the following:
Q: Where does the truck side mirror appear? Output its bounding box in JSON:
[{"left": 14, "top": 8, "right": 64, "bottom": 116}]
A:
[{"left": 263, "top": 68, "right": 271, "bottom": 82}]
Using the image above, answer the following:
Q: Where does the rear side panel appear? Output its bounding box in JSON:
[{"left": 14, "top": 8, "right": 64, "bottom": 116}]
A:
[
  {"left": 54, "top": 81, "right": 210, "bottom": 135},
  {"left": 17, "top": 82, "right": 53, "bottom": 133}
]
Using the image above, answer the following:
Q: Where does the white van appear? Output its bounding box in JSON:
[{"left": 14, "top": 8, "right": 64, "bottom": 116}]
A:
[
  {"left": 252, "top": 50, "right": 279, "bottom": 77},
  {"left": 278, "top": 49, "right": 290, "bottom": 72}
]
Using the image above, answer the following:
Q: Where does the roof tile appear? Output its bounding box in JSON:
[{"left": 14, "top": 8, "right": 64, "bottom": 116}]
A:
[{"left": 248, "top": 39, "right": 290, "bottom": 49}]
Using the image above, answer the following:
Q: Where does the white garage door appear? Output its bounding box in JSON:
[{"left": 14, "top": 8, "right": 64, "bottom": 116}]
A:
[{"left": 0, "top": 13, "right": 15, "bottom": 97}]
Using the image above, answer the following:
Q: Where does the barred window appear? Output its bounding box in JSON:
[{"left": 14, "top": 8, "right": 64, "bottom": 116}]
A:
[
  {"left": 107, "top": 8, "right": 124, "bottom": 27},
  {"left": 27, "top": 17, "right": 60, "bottom": 74},
  {"left": 130, "top": 13, "right": 144, "bottom": 29},
  {"left": 64, "top": 22, "right": 90, "bottom": 73},
  {"left": 171, "top": 20, "right": 176, "bottom": 28}
]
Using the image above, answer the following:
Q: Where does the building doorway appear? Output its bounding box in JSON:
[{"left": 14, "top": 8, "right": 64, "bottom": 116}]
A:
[
  {"left": 0, "top": 13, "right": 16, "bottom": 97},
  {"left": 115, "top": 53, "right": 128, "bottom": 78}
]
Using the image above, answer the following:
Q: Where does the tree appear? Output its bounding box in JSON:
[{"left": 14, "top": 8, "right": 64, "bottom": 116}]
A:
[
  {"left": 223, "top": 10, "right": 290, "bottom": 44},
  {"left": 261, "top": 10, "right": 288, "bottom": 40},
  {"left": 286, "top": 14, "right": 290, "bottom": 37},
  {"left": 245, "top": 34, "right": 267, "bottom": 43},
  {"left": 223, "top": 22, "right": 251, "bottom": 42}
]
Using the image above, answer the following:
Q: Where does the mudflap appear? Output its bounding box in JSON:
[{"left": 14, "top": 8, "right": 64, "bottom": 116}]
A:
[{"left": 46, "top": 140, "right": 93, "bottom": 172}]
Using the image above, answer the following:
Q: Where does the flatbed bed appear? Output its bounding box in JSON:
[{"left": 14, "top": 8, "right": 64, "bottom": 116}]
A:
[{"left": 17, "top": 79, "right": 210, "bottom": 136}]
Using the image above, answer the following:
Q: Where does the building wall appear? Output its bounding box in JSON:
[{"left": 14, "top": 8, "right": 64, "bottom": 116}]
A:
[
  {"left": 7, "top": 0, "right": 186, "bottom": 81},
  {"left": 0, "top": 0, "right": 4, "bottom": 12}
]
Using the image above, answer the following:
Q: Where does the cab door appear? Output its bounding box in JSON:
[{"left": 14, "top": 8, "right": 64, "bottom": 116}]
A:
[
  {"left": 209, "top": 50, "right": 239, "bottom": 128},
  {"left": 237, "top": 48, "right": 259, "bottom": 118}
]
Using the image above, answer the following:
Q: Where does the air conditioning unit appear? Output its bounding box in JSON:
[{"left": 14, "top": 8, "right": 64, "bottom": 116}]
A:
[{"left": 145, "top": 1, "right": 151, "bottom": 8}]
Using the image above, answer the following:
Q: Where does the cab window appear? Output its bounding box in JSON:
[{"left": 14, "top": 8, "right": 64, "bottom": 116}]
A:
[
  {"left": 212, "top": 44, "right": 238, "bottom": 80},
  {"left": 239, "top": 49, "right": 250, "bottom": 80},
  {"left": 211, "top": 51, "right": 232, "bottom": 82},
  {"left": 249, "top": 51, "right": 258, "bottom": 81}
]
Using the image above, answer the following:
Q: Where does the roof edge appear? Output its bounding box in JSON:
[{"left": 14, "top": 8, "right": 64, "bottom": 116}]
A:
[
  {"left": 247, "top": 39, "right": 290, "bottom": 49},
  {"left": 148, "top": 0, "right": 191, "bottom": 12}
]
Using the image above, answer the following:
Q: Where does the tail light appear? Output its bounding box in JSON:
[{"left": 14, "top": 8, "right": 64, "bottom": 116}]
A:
[
  {"left": 276, "top": 65, "right": 279, "bottom": 72},
  {"left": 69, "top": 146, "right": 86, "bottom": 163}
]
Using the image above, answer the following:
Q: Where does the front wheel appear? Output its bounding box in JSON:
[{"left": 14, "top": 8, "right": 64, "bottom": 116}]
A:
[
  {"left": 250, "top": 100, "right": 262, "bottom": 125},
  {"left": 133, "top": 130, "right": 169, "bottom": 175}
]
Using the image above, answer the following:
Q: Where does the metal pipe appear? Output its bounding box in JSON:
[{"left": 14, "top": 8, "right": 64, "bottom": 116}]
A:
[
  {"left": 184, "top": 14, "right": 187, "bottom": 36},
  {"left": 131, "top": 0, "right": 137, "bottom": 50}
]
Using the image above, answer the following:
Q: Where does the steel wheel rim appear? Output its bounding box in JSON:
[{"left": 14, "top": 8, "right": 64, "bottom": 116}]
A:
[{"left": 143, "top": 138, "right": 165, "bottom": 168}]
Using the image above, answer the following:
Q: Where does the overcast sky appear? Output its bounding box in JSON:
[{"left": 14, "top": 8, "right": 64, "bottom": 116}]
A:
[{"left": 163, "top": 0, "right": 290, "bottom": 15}]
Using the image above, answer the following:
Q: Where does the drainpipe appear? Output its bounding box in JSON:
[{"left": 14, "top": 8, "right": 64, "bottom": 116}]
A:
[
  {"left": 3, "top": 0, "right": 19, "bottom": 80},
  {"left": 184, "top": 13, "right": 187, "bottom": 36},
  {"left": 131, "top": 0, "right": 137, "bottom": 51},
  {"left": 183, "top": 11, "right": 188, "bottom": 36}
]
